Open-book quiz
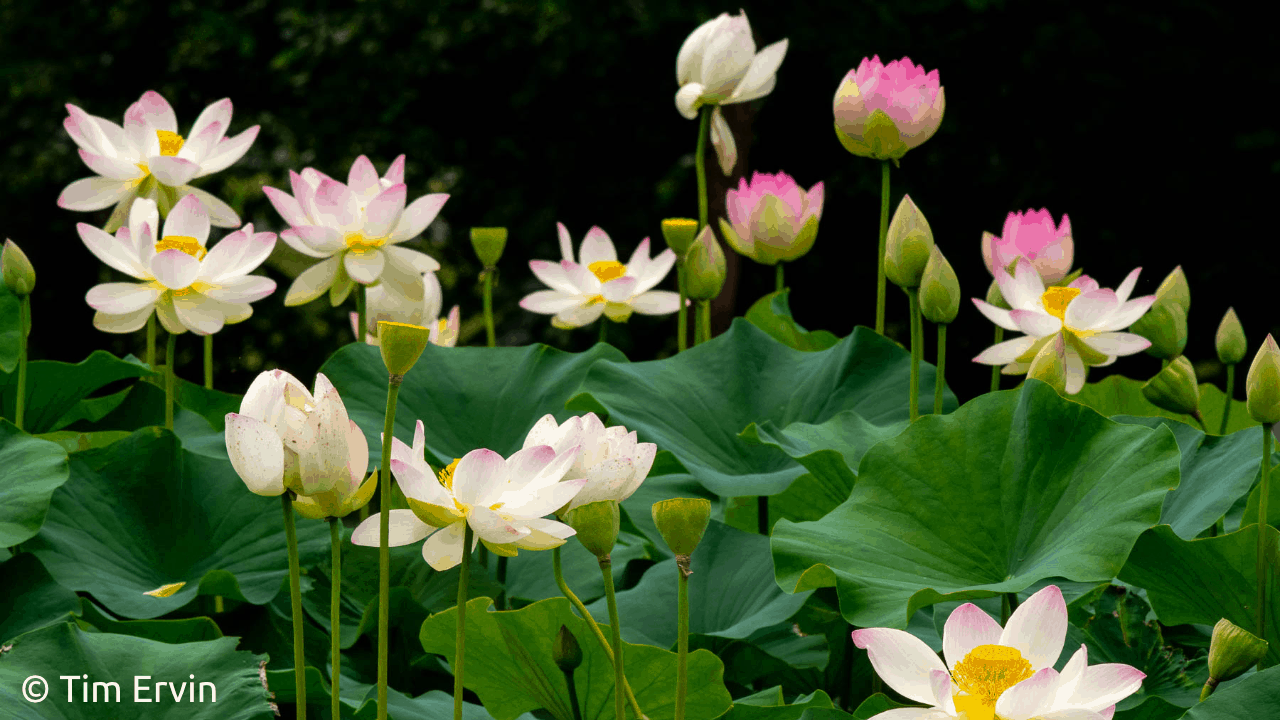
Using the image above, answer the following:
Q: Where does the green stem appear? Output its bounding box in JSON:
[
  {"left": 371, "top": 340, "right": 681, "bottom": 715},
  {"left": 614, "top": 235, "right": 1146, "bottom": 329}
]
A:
[
  {"left": 1001, "top": 593, "right": 1011, "bottom": 626},
  {"left": 1258, "top": 423, "right": 1273, "bottom": 639},
  {"left": 675, "top": 556, "right": 691, "bottom": 720},
  {"left": 908, "top": 290, "right": 921, "bottom": 422},
  {"left": 565, "top": 666, "right": 584, "bottom": 720},
  {"left": 1220, "top": 364, "right": 1235, "bottom": 435},
  {"left": 1200, "top": 677, "right": 1218, "bottom": 702},
  {"left": 990, "top": 326, "right": 1004, "bottom": 393},
  {"left": 483, "top": 269, "right": 496, "bottom": 347},
  {"left": 600, "top": 555, "right": 625, "bottom": 720},
  {"left": 496, "top": 554, "right": 508, "bottom": 611},
  {"left": 775, "top": 263, "right": 784, "bottom": 294},
  {"left": 677, "top": 261, "right": 688, "bottom": 353},
  {"left": 214, "top": 596, "right": 224, "bottom": 613},
  {"left": 1162, "top": 358, "right": 1170, "bottom": 370},
  {"left": 330, "top": 517, "right": 343, "bottom": 720},
  {"left": 376, "top": 378, "right": 402, "bottom": 720},
  {"left": 146, "top": 313, "right": 156, "bottom": 373},
  {"left": 15, "top": 296, "right": 29, "bottom": 431},
  {"left": 934, "top": 323, "right": 947, "bottom": 415},
  {"left": 598, "top": 317, "right": 608, "bottom": 345},
  {"left": 757, "top": 495, "right": 768, "bottom": 535},
  {"left": 479, "top": 544, "right": 489, "bottom": 569},
  {"left": 165, "top": 331, "right": 177, "bottom": 431},
  {"left": 695, "top": 107, "right": 711, "bottom": 231},
  {"left": 357, "top": 284, "right": 367, "bottom": 344},
  {"left": 875, "top": 161, "right": 890, "bottom": 335},
  {"left": 454, "top": 524, "right": 474, "bottom": 720},
  {"left": 283, "top": 493, "right": 307, "bottom": 720},
  {"left": 700, "top": 300, "right": 712, "bottom": 343},
  {"left": 203, "top": 334, "right": 213, "bottom": 390}
]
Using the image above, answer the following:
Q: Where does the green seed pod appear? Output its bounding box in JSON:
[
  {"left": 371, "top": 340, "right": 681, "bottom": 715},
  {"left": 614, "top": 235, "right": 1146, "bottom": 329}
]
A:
[
  {"left": 1216, "top": 307, "right": 1247, "bottom": 366},
  {"left": 469, "top": 227, "right": 508, "bottom": 268},
  {"left": 1141, "top": 355, "right": 1201, "bottom": 418},
  {"left": 918, "top": 245, "right": 960, "bottom": 324},
  {"left": 564, "top": 500, "right": 620, "bottom": 558},
  {"left": 378, "top": 321, "right": 431, "bottom": 377},
  {"left": 661, "top": 218, "right": 700, "bottom": 257},
  {"left": 1207, "top": 618, "right": 1268, "bottom": 683},
  {"left": 883, "top": 195, "right": 934, "bottom": 289},
  {"left": 1246, "top": 334, "right": 1280, "bottom": 424},
  {"left": 651, "top": 497, "right": 711, "bottom": 556},
  {"left": 553, "top": 624, "right": 584, "bottom": 673}
]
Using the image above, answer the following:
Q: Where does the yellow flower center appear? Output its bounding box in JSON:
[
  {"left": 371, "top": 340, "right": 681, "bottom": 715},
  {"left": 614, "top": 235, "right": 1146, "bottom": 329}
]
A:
[
  {"left": 438, "top": 458, "right": 461, "bottom": 492},
  {"left": 1039, "top": 286, "right": 1080, "bottom": 321},
  {"left": 156, "top": 129, "right": 185, "bottom": 156},
  {"left": 154, "top": 235, "right": 207, "bottom": 261},
  {"left": 345, "top": 233, "right": 385, "bottom": 252},
  {"left": 588, "top": 260, "right": 626, "bottom": 283},
  {"left": 950, "top": 644, "right": 1035, "bottom": 717}
]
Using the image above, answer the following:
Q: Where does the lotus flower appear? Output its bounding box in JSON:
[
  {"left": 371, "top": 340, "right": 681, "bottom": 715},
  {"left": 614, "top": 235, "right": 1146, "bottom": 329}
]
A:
[
  {"left": 79, "top": 194, "right": 276, "bottom": 335},
  {"left": 852, "top": 586, "right": 1145, "bottom": 720},
  {"left": 350, "top": 269, "right": 460, "bottom": 347},
  {"left": 675, "top": 10, "right": 788, "bottom": 175},
  {"left": 521, "top": 412, "right": 657, "bottom": 515},
  {"left": 519, "top": 223, "right": 680, "bottom": 328},
  {"left": 982, "top": 209, "right": 1074, "bottom": 284},
  {"left": 263, "top": 155, "right": 446, "bottom": 307},
  {"left": 351, "top": 419, "right": 587, "bottom": 570},
  {"left": 971, "top": 258, "right": 1156, "bottom": 394},
  {"left": 224, "top": 371, "right": 368, "bottom": 498},
  {"left": 833, "top": 56, "right": 945, "bottom": 161},
  {"left": 718, "top": 171, "right": 824, "bottom": 265},
  {"left": 59, "top": 91, "right": 258, "bottom": 229}
]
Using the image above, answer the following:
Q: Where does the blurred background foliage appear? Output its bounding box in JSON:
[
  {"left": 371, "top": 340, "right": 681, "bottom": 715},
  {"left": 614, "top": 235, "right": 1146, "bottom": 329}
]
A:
[{"left": 1, "top": 0, "right": 1275, "bottom": 405}]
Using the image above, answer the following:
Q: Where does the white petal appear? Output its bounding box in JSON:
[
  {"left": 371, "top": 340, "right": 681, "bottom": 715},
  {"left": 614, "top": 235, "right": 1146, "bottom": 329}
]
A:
[
  {"left": 78, "top": 149, "right": 145, "bottom": 181},
  {"left": 520, "top": 291, "right": 586, "bottom": 315},
  {"left": 942, "top": 603, "right": 1004, "bottom": 672},
  {"left": 351, "top": 510, "right": 435, "bottom": 547},
  {"left": 998, "top": 585, "right": 1067, "bottom": 672},
  {"left": 263, "top": 185, "right": 310, "bottom": 227},
  {"left": 174, "top": 293, "right": 227, "bottom": 335},
  {"left": 163, "top": 193, "right": 212, "bottom": 246},
  {"left": 972, "top": 298, "right": 1021, "bottom": 331},
  {"left": 1063, "top": 290, "right": 1118, "bottom": 332},
  {"left": 675, "top": 83, "right": 706, "bottom": 120},
  {"left": 225, "top": 413, "right": 285, "bottom": 496},
  {"left": 469, "top": 505, "right": 531, "bottom": 545},
  {"left": 285, "top": 256, "right": 341, "bottom": 306},
  {"left": 632, "top": 248, "right": 676, "bottom": 294},
  {"left": 422, "top": 522, "right": 477, "bottom": 571},
  {"left": 86, "top": 283, "right": 160, "bottom": 314},
  {"left": 628, "top": 291, "right": 681, "bottom": 315},
  {"left": 557, "top": 222, "right": 576, "bottom": 263},
  {"left": 452, "top": 449, "right": 508, "bottom": 507},
  {"left": 553, "top": 302, "right": 605, "bottom": 328},
  {"left": 1092, "top": 296, "right": 1156, "bottom": 333},
  {"left": 58, "top": 177, "right": 134, "bottom": 212},
  {"left": 530, "top": 260, "right": 581, "bottom": 294},
  {"left": 727, "top": 38, "right": 787, "bottom": 103},
  {"left": 77, "top": 222, "right": 149, "bottom": 279},
  {"left": 150, "top": 249, "right": 202, "bottom": 290},
  {"left": 92, "top": 306, "right": 154, "bottom": 334},
  {"left": 177, "top": 185, "right": 241, "bottom": 228},
  {"left": 1079, "top": 332, "right": 1150, "bottom": 358},
  {"left": 1064, "top": 342, "right": 1087, "bottom": 394},
  {"left": 850, "top": 628, "right": 947, "bottom": 706},
  {"left": 973, "top": 335, "right": 1038, "bottom": 365},
  {"left": 1066, "top": 664, "right": 1146, "bottom": 711},
  {"left": 1113, "top": 267, "right": 1142, "bottom": 304},
  {"left": 994, "top": 668, "right": 1057, "bottom": 720},
  {"left": 388, "top": 193, "right": 449, "bottom": 243},
  {"left": 1010, "top": 309, "right": 1062, "bottom": 337},
  {"left": 363, "top": 184, "right": 407, "bottom": 239},
  {"left": 148, "top": 155, "right": 201, "bottom": 187},
  {"left": 196, "top": 125, "right": 260, "bottom": 176},
  {"left": 344, "top": 249, "right": 386, "bottom": 284},
  {"left": 578, "top": 226, "right": 618, "bottom": 266}
]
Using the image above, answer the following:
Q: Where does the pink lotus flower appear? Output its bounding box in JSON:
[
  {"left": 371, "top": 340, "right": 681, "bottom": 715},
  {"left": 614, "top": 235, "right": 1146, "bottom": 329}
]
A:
[
  {"left": 833, "top": 56, "right": 945, "bottom": 161},
  {"left": 718, "top": 171, "right": 823, "bottom": 265},
  {"left": 982, "top": 209, "right": 1075, "bottom": 284}
]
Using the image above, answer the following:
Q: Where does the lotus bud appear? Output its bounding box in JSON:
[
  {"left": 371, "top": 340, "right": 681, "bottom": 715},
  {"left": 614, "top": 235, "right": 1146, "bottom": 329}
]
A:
[
  {"left": 1246, "top": 334, "right": 1280, "bottom": 424},
  {"left": 1207, "top": 619, "right": 1268, "bottom": 685},
  {"left": 919, "top": 245, "right": 960, "bottom": 324},
  {"left": 469, "top": 227, "right": 507, "bottom": 268},
  {"left": 378, "top": 321, "right": 431, "bottom": 378},
  {"left": 652, "top": 497, "right": 711, "bottom": 557},
  {"left": 1129, "top": 300, "right": 1187, "bottom": 359},
  {"left": 832, "top": 56, "right": 944, "bottom": 161},
  {"left": 1141, "top": 355, "right": 1201, "bottom": 418},
  {"left": 2, "top": 239, "right": 35, "bottom": 297},
  {"left": 564, "top": 500, "right": 620, "bottom": 559},
  {"left": 883, "top": 195, "right": 934, "bottom": 289},
  {"left": 1027, "top": 335, "right": 1068, "bottom": 395},
  {"left": 684, "top": 226, "right": 726, "bottom": 301},
  {"left": 661, "top": 218, "right": 700, "bottom": 257},
  {"left": 1156, "top": 266, "right": 1190, "bottom": 316},
  {"left": 1216, "top": 307, "right": 1247, "bottom": 366},
  {"left": 985, "top": 278, "right": 1010, "bottom": 311},
  {"left": 553, "top": 624, "right": 584, "bottom": 673}
]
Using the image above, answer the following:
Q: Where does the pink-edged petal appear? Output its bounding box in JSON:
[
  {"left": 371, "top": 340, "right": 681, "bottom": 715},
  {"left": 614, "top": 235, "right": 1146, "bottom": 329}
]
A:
[
  {"left": 502, "top": 445, "right": 559, "bottom": 494},
  {"left": 998, "top": 585, "right": 1067, "bottom": 671},
  {"left": 77, "top": 222, "right": 149, "bottom": 279},
  {"left": 347, "top": 155, "right": 381, "bottom": 204},
  {"left": 382, "top": 154, "right": 406, "bottom": 186},
  {"left": 86, "top": 283, "right": 160, "bottom": 314},
  {"left": 148, "top": 155, "right": 201, "bottom": 187},
  {"left": 204, "top": 275, "right": 276, "bottom": 303},
  {"left": 344, "top": 248, "right": 386, "bottom": 284},
  {"left": 625, "top": 237, "right": 652, "bottom": 281},
  {"left": 928, "top": 669, "right": 957, "bottom": 716},
  {"left": 78, "top": 149, "right": 144, "bottom": 181},
  {"left": 1114, "top": 267, "right": 1142, "bottom": 304},
  {"left": 973, "top": 335, "right": 1039, "bottom": 365},
  {"left": 633, "top": 248, "right": 676, "bottom": 294},
  {"left": 1079, "top": 332, "right": 1151, "bottom": 358},
  {"left": 351, "top": 510, "right": 435, "bottom": 547},
  {"left": 263, "top": 185, "right": 310, "bottom": 227},
  {"left": 312, "top": 178, "right": 362, "bottom": 232},
  {"left": 602, "top": 276, "right": 638, "bottom": 303},
  {"left": 942, "top": 602, "right": 1004, "bottom": 672},
  {"left": 173, "top": 293, "right": 226, "bottom": 335},
  {"left": 363, "top": 183, "right": 407, "bottom": 238},
  {"left": 503, "top": 477, "right": 588, "bottom": 519},
  {"left": 278, "top": 228, "right": 330, "bottom": 259},
  {"left": 1067, "top": 664, "right": 1146, "bottom": 711},
  {"left": 1050, "top": 645, "right": 1089, "bottom": 709},
  {"left": 422, "top": 521, "right": 478, "bottom": 571},
  {"left": 506, "top": 445, "right": 581, "bottom": 497},
  {"left": 972, "top": 298, "right": 1021, "bottom": 331},
  {"left": 512, "top": 516, "right": 576, "bottom": 550},
  {"left": 211, "top": 230, "right": 275, "bottom": 281},
  {"left": 850, "top": 628, "right": 948, "bottom": 705},
  {"left": 469, "top": 505, "right": 532, "bottom": 545},
  {"left": 387, "top": 193, "right": 449, "bottom": 243},
  {"left": 520, "top": 290, "right": 585, "bottom": 315},
  {"left": 452, "top": 449, "right": 508, "bottom": 507},
  {"left": 523, "top": 415, "right": 565, "bottom": 451},
  {"left": 195, "top": 125, "right": 260, "bottom": 176},
  {"left": 383, "top": 245, "right": 440, "bottom": 273},
  {"left": 177, "top": 185, "right": 240, "bottom": 228},
  {"left": 999, "top": 258, "right": 1046, "bottom": 311},
  {"left": 629, "top": 290, "right": 681, "bottom": 315},
  {"left": 727, "top": 38, "right": 788, "bottom": 103},
  {"left": 1010, "top": 309, "right": 1062, "bottom": 337},
  {"left": 578, "top": 226, "right": 618, "bottom": 266},
  {"left": 162, "top": 193, "right": 211, "bottom": 246},
  {"left": 225, "top": 413, "right": 285, "bottom": 496},
  {"left": 290, "top": 225, "right": 345, "bottom": 256},
  {"left": 1093, "top": 296, "right": 1157, "bottom": 333},
  {"left": 390, "top": 458, "right": 452, "bottom": 506},
  {"left": 530, "top": 260, "right": 581, "bottom": 294},
  {"left": 994, "top": 668, "right": 1057, "bottom": 720},
  {"left": 58, "top": 177, "right": 133, "bottom": 211},
  {"left": 187, "top": 98, "right": 232, "bottom": 149},
  {"left": 284, "top": 255, "right": 341, "bottom": 306},
  {"left": 177, "top": 119, "right": 222, "bottom": 165},
  {"left": 1063, "top": 289, "right": 1118, "bottom": 332},
  {"left": 557, "top": 222, "right": 575, "bottom": 263},
  {"left": 64, "top": 104, "right": 113, "bottom": 156},
  {"left": 553, "top": 302, "right": 605, "bottom": 328},
  {"left": 150, "top": 249, "right": 201, "bottom": 290},
  {"left": 1068, "top": 275, "right": 1100, "bottom": 293},
  {"left": 136, "top": 90, "right": 177, "bottom": 132}
]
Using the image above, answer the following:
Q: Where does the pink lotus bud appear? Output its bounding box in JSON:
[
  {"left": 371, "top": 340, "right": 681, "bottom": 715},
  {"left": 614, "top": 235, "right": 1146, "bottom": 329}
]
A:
[
  {"left": 980, "top": 209, "right": 1074, "bottom": 284},
  {"left": 719, "top": 171, "right": 823, "bottom": 266},
  {"left": 833, "top": 56, "right": 945, "bottom": 161}
]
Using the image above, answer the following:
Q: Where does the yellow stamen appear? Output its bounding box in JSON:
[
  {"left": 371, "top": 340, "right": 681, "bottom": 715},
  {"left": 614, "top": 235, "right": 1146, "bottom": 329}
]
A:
[
  {"left": 154, "top": 235, "right": 207, "bottom": 261},
  {"left": 133, "top": 162, "right": 151, "bottom": 185},
  {"left": 951, "top": 644, "right": 1035, "bottom": 709},
  {"left": 1039, "top": 286, "right": 1081, "bottom": 321},
  {"left": 437, "top": 318, "right": 448, "bottom": 334},
  {"left": 156, "top": 130, "right": 185, "bottom": 156},
  {"left": 345, "top": 233, "right": 385, "bottom": 251},
  {"left": 143, "top": 581, "right": 186, "bottom": 598},
  {"left": 438, "top": 458, "right": 461, "bottom": 492},
  {"left": 588, "top": 260, "right": 626, "bottom": 283},
  {"left": 952, "top": 694, "right": 994, "bottom": 720},
  {"left": 585, "top": 294, "right": 606, "bottom": 306}
]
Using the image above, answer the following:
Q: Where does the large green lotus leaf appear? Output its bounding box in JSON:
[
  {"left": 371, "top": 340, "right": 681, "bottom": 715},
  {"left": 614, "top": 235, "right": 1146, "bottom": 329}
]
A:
[
  {"left": 419, "top": 596, "right": 733, "bottom": 720},
  {"left": 267, "top": 667, "right": 533, "bottom": 720},
  {"left": 619, "top": 451, "right": 717, "bottom": 552},
  {"left": 76, "top": 599, "right": 223, "bottom": 644},
  {"left": 566, "top": 320, "right": 957, "bottom": 497},
  {"left": 1240, "top": 457, "right": 1280, "bottom": 529},
  {"left": 1067, "top": 375, "right": 1258, "bottom": 436},
  {"left": 34, "top": 429, "right": 133, "bottom": 454},
  {"left": 1178, "top": 665, "right": 1280, "bottom": 719},
  {"left": 1106, "top": 415, "right": 1262, "bottom": 538},
  {"left": 0, "top": 420, "right": 69, "bottom": 546},
  {"left": 1114, "top": 697, "right": 1187, "bottom": 720},
  {"left": 772, "top": 379, "right": 1180, "bottom": 629},
  {"left": 0, "top": 350, "right": 150, "bottom": 433},
  {"left": 26, "top": 428, "right": 328, "bottom": 619},
  {"left": 320, "top": 341, "right": 627, "bottom": 469},
  {"left": 850, "top": 694, "right": 911, "bottom": 719},
  {"left": 689, "top": 624, "right": 827, "bottom": 699},
  {"left": 0, "top": 623, "right": 273, "bottom": 719},
  {"left": 0, "top": 553, "right": 79, "bottom": 644},
  {"left": 585, "top": 521, "right": 812, "bottom": 648},
  {"left": 63, "top": 376, "right": 237, "bottom": 459},
  {"left": 745, "top": 290, "right": 840, "bottom": 352},
  {"left": 0, "top": 282, "right": 19, "bottom": 373},
  {"left": 720, "top": 687, "right": 835, "bottom": 720},
  {"left": 1117, "top": 523, "right": 1280, "bottom": 668}
]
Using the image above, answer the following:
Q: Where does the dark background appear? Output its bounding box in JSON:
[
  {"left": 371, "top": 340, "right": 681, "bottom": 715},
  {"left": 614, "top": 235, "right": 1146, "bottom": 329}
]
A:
[{"left": 2, "top": 0, "right": 1275, "bottom": 406}]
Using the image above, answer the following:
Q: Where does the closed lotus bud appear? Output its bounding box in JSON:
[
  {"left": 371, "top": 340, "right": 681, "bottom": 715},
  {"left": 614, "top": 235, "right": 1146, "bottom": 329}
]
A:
[
  {"left": 2, "top": 239, "right": 35, "bottom": 296},
  {"left": 985, "top": 278, "right": 1010, "bottom": 310},
  {"left": 553, "top": 624, "right": 584, "bottom": 673},
  {"left": 884, "top": 195, "right": 934, "bottom": 289},
  {"left": 919, "top": 245, "right": 960, "bottom": 324},
  {"left": 652, "top": 497, "right": 711, "bottom": 556},
  {"left": 684, "top": 226, "right": 726, "bottom": 301},
  {"left": 470, "top": 227, "right": 508, "bottom": 268},
  {"left": 1156, "top": 266, "right": 1190, "bottom": 316},
  {"left": 661, "top": 218, "right": 700, "bottom": 257},
  {"left": 1129, "top": 299, "right": 1187, "bottom": 359},
  {"left": 1027, "top": 335, "right": 1068, "bottom": 394},
  {"left": 832, "top": 56, "right": 944, "bottom": 161},
  {"left": 378, "top": 321, "right": 431, "bottom": 377},
  {"left": 1207, "top": 618, "right": 1268, "bottom": 683},
  {"left": 1246, "top": 334, "right": 1280, "bottom": 424},
  {"left": 564, "top": 499, "right": 620, "bottom": 558},
  {"left": 1141, "top": 355, "right": 1201, "bottom": 418},
  {"left": 1216, "top": 307, "right": 1247, "bottom": 366}
]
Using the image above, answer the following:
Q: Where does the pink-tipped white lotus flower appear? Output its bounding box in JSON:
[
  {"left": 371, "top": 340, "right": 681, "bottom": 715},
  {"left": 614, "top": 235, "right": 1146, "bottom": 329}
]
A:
[
  {"left": 349, "top": 269, "right": 461, "bottom": 347},
  {"left": 521, "top": 412, "right": 658, "bottom": 515},
  {"left": 263, "top": 154, "right": 447, "bottom": 307},
  {"left": 852, "top": 586, "right": 1145, "bottom": 720},
  {"left": 833, "top": 56, "right": 945, "bottom": 161},
  {"left": 59, "top": 91, "right": 259, "bottom": 230},
  {"left": 982, "top": 209, "right": 1074, "bottom": 284},
  {"left": 520, "top": 223, "right": 681, "bottom": 328},
  {"left": 971, "top": 258, "right": 1156, "bottom": 394},
  {"left": 79, "top": 193, "right": 277, "bottom": 335},
  {"left": 351, "top": 420, "right": 587, "bottom": 570},
  {"left": 224, "top": 370, "right": 368, "bottom": 499},
  {"left": 719, "top": 171, "right": 824, "bottom": 265},
  {"left": 675, "top": 10, "right": 788, "bottom": 175}
]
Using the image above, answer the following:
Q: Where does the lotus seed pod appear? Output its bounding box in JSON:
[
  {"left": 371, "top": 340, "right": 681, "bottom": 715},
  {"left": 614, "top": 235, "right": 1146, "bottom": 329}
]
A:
[
  {"left": 1207, "top": 618, "right": 1268, "bottom": 683},
  {"left": 1245, "top": 334, "right": 1280, "bottom": 424},
  {"left": 661, "top": 218, "right": 700, "bottom": 257},
  {"left": 651, "top": 497, "right": 711, "bottom": 556},
  {"left": 1216, "top": 307, "right": 1247, "bottom": 366},
  {"left": 470, "top": 227, "right": 508, "bottom": 268},
  {"left": 564, "top": 499, "right": 620, "bottom": 559},
  {"left": 1141, "top": 355, "right": 1201, "bottom": 417},
  {"left": 378, "top": 321, "right": 431, "bottom": 377}
]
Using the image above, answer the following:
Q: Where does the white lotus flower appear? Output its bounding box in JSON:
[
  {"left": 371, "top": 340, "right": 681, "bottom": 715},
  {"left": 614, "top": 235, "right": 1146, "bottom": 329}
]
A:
[
  {"left": 224, "top": 371, "right": 368, "bottom": 499},
  {"left": 521, "top": 412, "right": 658, "bottom": 515},
  {"left": 970, "top": 257, "right": 1157, "bottom": 394},
  {"left": 263, "top": 154, "right": 446, "bottom": 307},
  {"left": 519, "top": 223, "right": 681, "bottom": 329},
  {"left": 852, "top": 586, "right": 1145, "bottom": 720},
  {"left": 349, "top": 269, "right": 460, "bottom": 347},
  {"left": 675, "top": 10, "right": 788, "bottom": 174},
  {"left": 79, "top": 194, "right": 277, "bottom": 335},
  {"left": 351, "top": 419, "right": 587, "bottom": 570},
  {"left": 59, "top": 90, "right": 258, "bottom": 229}
]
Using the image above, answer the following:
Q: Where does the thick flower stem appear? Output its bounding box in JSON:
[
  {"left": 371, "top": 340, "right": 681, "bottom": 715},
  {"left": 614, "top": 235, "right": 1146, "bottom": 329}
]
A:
[
  {"left": 1200, "top": 677, "right": 1219, "bottom": 702},
  {"left": 675, "top": 555, "right": 692, "bottom": 720},
  {"left": 990, "top": 326, "right": 1004, "bottom": 393},
  {"left": 696, "top": 106, "right": 711, "bottom": 231},
  {"left": 165, "top": 331, "right": 177, "bottom": 432},
  {"left": 454, "top": 524, "right": 474, "bottom": 720},
  {"left": 553, "top": 547, "right": 646, "bottom": 718},
  {"left": 775, "top": 263, "right": 784, "bottom": 294},
  {"left": 599, "top": 318, "right": 608, "bottom": 345},
  {"left": 283, "top": 493, "right": 307, "bottom": 720},
  {"left": 146, "top": 313, "right": 157, "bottom": 373},
  {"left": 376, "top": 377, "right": 403, "bottom": 720},
  {"left": 564, "top": 666, "right": 584, "bottom": 720},
  {"left": 934, "top": 323, "right": 947, "bottom": 416},
  {"left": 1258, "top": 423, "right": 1273, "bottom": 639},
  {"left": 757, "top": 496, "right": 768, "bottom": 536},
  {"left": 1220, "top": 364, "right": 1235, "bottom": 435},
  {"left": 907, "top": 290, "right": 921, "bottom": 422},
  {"left": 483, "top": 269, "right": 496, "bottom": 347},
  {"left": 1001, "top": 592, "right": 1020, "bottom": 626},
  {"left": 677, "top": 261, "right": 688, "bottom": 353},
  {"left": 203, "top": 334, "right": 213, "bottom": 390},
  {"left": 496, "top": 555, "right": 508, "bottom": 610},
  {"left": 356, "top": 284, "right": 367, "bottom": 344},
  {"left": 699, "top": 300, "right": 712, "bottom": 343},
  {"left": 15, "top": 296, "right": 29, "bottom": 431},
  {"left": 330, "top": 517, "right": 343, "bottom": 720},
  {"left": 600, "top": 555, "right": 625, "bottom": 720},
  {"left": 875, "top": 161, "right": 890, "bottom": 336}
]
